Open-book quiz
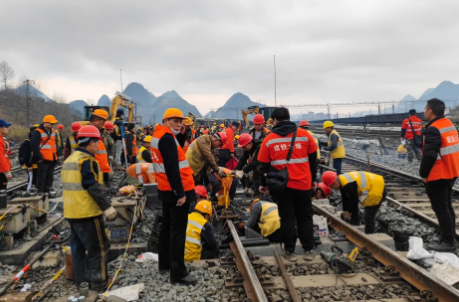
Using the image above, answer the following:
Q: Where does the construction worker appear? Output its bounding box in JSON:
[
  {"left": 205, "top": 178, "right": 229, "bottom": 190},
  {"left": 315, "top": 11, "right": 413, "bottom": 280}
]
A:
[
  {"left": 103, "top": 122, "right": 115, "bottom": 167},
  {"left": 62, "top": 125, "right": 117, "bottom": 291},
  {"left": 57, "top": 124, "right": 65, "bottom": 160},
  {"left": 397, "top": 144, "right": 407, "bottom": 159},
  {"left": 182, "top": 117, "right": 195, "bottom": 153},
  {"left": 249, "top": 114, "right": 271, "bottom": 140},
  {"left": 322, "top": 170, "right": 386, "bottom": 234},
  {"left": 89, "top": 109, "right": 112, "bottom": 187},
  {"left": 234, "top": 135, "right": 240, "bottom": 145},
  {"left": 258, "top": 107, "right": 318, "bottom": 262},
  {"left": 137, "top": 136, "right": 152, "bottom": 163},
  {"left": 0, "top": 119, "right": 13, "bottom": 206},
  {"left": 210, "top": 122, "right": 217, "bottom": 135},
  {"left": 321, "top": 121, "right": 345, "bottom": 175},
  {"left": 186, "top": 132, "right": 228, "bottom": 184},
  {"left": 237, "top": 121, "right": 242, "bottom": 135},
  {"left": 151, "top": 108, "right": 197, "bottom": 285},
  {"left": 185, "top": 200, "right": 218, "bottom": 261},
  {"left": 125, "top": 123, "right": 138, "bottom": 165},
  {"left": 31, "top": 115, "right": 59, "bottom": 193},
  {"left": 266, "top": 118, "right": 273, "bottom": 131},
  {"left": 401, "top": 109, "right": 422, "bottom": 163},
  {"left": 202, "top": 126, "right": 209, "bottom": 135},
  {"left": 299, "top": 120, "right": 321, "bottom": 161},
  {"left": 219, "top": 123, "right": 225, "bottom": 132},
  {"left": 315, "top": 183, "right": 331, "bottom": 200},
  {"left": 113, "top": 108, "right": 125, "bottom": 166},
  {"left": 126, "top": 162, "right": 155, "bottom": 184},
  {"left": 421, "top": 99, "right": 459, "bottom": 252},
  {"left": 19, "top": 124, "right": 39, "bottom": 188},
  {"left": 195, "top": 185, "right": 208, "bottom": 202},
  {"left": 218, "top": 122, "right": 239, "bottom": 166},
  {"left": 234, "top": 133, "right": 262, "bottom": 196},
  {"left": 244, "top": 195, "right": 281, "bottom": 242},
  {"left": 64, "top": 122, "right": 81, "bottom": 160}
]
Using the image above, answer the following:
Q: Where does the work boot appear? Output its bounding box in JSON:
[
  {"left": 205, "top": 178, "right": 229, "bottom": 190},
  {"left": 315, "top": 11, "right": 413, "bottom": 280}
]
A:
[
  {"left": 282, "top": 250, "right": 297, "bottom": 262},
  {"left": 303, "top": 250, "right": 316, "bottom": 261},
  {"left": 172, "top": 274, "right": 198, "bottom": 286},
  {"left": 426, "top": 241, "right": 457, "bottom": 253}
]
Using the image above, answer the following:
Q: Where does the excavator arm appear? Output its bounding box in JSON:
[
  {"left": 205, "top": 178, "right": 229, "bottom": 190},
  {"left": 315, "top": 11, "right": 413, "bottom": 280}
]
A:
[
  {"left": 188, "top": 112, "right": 197, "bottom": 130},
  {"left": 110, "top": 91, "right": 135, "bottom": 123},
  {"left": 241, "top": 106, "right": 259, "bottom": 131}
]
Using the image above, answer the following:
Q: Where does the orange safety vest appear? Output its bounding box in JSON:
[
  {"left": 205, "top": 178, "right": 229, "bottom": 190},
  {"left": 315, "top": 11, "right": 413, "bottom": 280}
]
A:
[
  {"left": 423, "top": 118, "right": 459, "bottom": 182},
  {"left": 37, "top": 128, "right": 58, "bottom": 161},
  {"left": 191, "top": 129, "right": 196, "bottom": 140},
  {"left": 132, "top": 135, "right": 138, "bottom": 156},
  {"left": 126, "top": 163, "right": 156, "bottom": 184},
  {"left": 150, "top": 125, "right": 195, "bottom": 192},
  {"left": 202, "top": 129, "right": 209, "bottom": 135},
  {"left": 402, "top": 116, "right": 423, "bottom": 140},
  {"left": 258, "top": 128, "right": 316, "bottom": 190},
  {"left": 95, "top": 140, "right": 111, "bottom": 173}
]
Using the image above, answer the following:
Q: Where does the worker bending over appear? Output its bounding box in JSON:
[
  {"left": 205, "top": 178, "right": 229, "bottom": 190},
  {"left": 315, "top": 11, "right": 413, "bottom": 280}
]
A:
[
  {"left": 137, "top": 136, "right": 152, "bottom": 163},
  {"left": 89, "top": 110, "right": 112, "bottom": 187},
  {"left": 315, "top": 183, "right": 331, "bottom": 200},
  {"left": 234, "top": 133, "right": 261, "bottom": 196},
  {"left": 299, "top": 121, "right": 321, "bottom": 162},
  {"left": 126, "top": 163, "right": 156, "bottom": 185},
  {"left": 249, "top": 114, "right": 271, "bottom": 140},
  {"left": 62, "top": 125, "right": 117, "bottom": 291},
  {"left": 321, "top": 121, "right": 345, "bottom": 175},
  {"left": 401, "top": 109, "right": 422, "bottom": 163},
  {"left": 322, "top": 171, "right": 386, "bottom": 234},
  {"left": 218, "top": 122, "right": 239, "bottom": 166},
  {"left": 64, "top": 122, "right": 81, "bottom": 160},
  {"left": 31, "top": 115, "right": 59, "bottom": 194},
  {"left": 185, "top": 200, "right": 219, "bottom": 261},
  {"left": 245, "top": 195, "right": 281, "bottom": 242}
]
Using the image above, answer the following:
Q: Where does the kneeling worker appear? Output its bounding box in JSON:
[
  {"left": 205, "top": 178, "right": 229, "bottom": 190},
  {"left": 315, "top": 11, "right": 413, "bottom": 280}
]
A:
[
  {"left": 322, "top": 171, "right": 386, "bottom": 234},
  {"left": 126, "top": 162, "right": 155, "bottom": 185},
  {"left": 62, "top": 125, "right": 117, "bottom": 290},
  {"left": 245, "top": 196, "right": 281, "bottom": 242},
  {"left": 185, "top": 200, "right": 219, "bottom": 261}
]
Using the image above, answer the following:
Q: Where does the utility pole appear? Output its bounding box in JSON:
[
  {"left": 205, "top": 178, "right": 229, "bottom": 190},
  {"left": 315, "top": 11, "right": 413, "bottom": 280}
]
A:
[
  {"left": 24, "top": 79, "right": 35, "bottom": 127},
  {"left": 274, "top": 55, "right": 277, "bottom": 107}
]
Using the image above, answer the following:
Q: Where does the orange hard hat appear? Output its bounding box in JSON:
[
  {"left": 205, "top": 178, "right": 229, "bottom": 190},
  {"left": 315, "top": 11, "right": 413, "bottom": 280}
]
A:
[
  {"left": 57, "top": 124, "right": 64, "bottom": 130},
  {"left": 43, "top": 115, "right": 58, "bottom": 123},
  {"left": 253, "top": 114, "right": 265, "bottom": 125},
  {"left": 163, "top": 108, "right": 184, "bottom": 120},
  {"left": 317, "top": 183, "right": 331, "bottom": 198},
  {"left": 238, "top": 133, "right": 253, "bottom": 148},
  {"left": 322, "top": 171, "right": 338, "bottom": 187},
  {"left": 215, "top": 132, "right": 228, "bottom": 145},
  {"left": 104, "top": 122, "right": 115, "bottom": 130},
  {"left": 92, "top": 109, "right": 108, "bottom": 120},
  {"left": 71, "top": 122, "right": 82, "bottom": 132},
  {"left": 183, "top": 117, "right": 193, "bottom": 126},
  {"left": 77, "top": 125, "right": 101, "bottom": 139},
  {"left": 195, "top": 185, "right": 208, "bottom": 198},
  {"left": 299, "top": 120, "right": 310, "bottom": 127},
  {"left": 195, "top": 200, "right": 212, "bottom": 217}
]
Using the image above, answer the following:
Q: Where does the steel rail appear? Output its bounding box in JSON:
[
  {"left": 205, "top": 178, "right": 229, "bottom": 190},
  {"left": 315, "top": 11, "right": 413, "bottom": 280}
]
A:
[
  {"left": 313, "top": 204, "right": 459, "bottom": 302},
  {"left": 273, "top": 250, "right": 301, "bottom": 302},
  {"left": 228, "top": 220, "right": 268, "bottom": 302},
  {"left": 7, "top": 166, "right": 62, "bottom": 193}
]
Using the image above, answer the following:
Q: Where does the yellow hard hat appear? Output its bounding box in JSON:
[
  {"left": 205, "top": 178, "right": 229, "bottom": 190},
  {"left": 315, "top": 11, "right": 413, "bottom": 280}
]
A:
[
  {"left": 156, "top": 123, "right": 160, "bottom": 126},
  {"left": 163, "top": 108, "right": 184, "bottom": 120},
  {"left": 195, "top": 200, "right": 212, "bottom": 217},
  {"left": 139, "top": 127, "right": 143, "bottom": 130},
  {"left": 235, "top": 135, "right": 240, "bottom": 140},
  {"left": 183, "top": 117, "right": 193, "bottom": 126},
  {"left": 213, "top": 122, "right": 216, "bottom": 125},
  {"left": 323, "top": 121, "right": 334, "bottom": 129},
  {"left": 43, "top": 115, "right": 58, "bottom": 123},
  {"left": 144, "top": 135, "right": 152, "bottom": 143},
  {"left": 93, "top": 109, "right": 108, "bottom": 120},
  {"left": 220, "top": 124, "right": 224, "bottom": 128},
  {"left": 33, "top": 124, "right": 40, "bottom": 127}
]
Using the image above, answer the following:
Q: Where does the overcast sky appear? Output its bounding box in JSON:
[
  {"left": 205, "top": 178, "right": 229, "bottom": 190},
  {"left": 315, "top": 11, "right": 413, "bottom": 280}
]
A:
[{"left": 1, "top": 0, "right": 459, "bottom": 115}]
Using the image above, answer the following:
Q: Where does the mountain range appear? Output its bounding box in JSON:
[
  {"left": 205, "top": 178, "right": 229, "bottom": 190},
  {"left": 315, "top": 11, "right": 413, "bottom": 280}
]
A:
[
  {"left": 15, "top": 84, "right": 52, "bottom": 102},
  {"left": 204, "top": 92, "right": 265, "bottom": 120}
]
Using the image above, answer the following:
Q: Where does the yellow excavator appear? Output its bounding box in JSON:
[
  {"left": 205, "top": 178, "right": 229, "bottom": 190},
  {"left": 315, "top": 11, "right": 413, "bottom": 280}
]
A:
[
  {"left": 83, "top": 91, "right": 135, "bottom": 123},
  {"left": 188, "top": 112, "right": 198, "bottom": 130},
  {"left": 241, "top": 106, "right": 259, "bottom": 131}
]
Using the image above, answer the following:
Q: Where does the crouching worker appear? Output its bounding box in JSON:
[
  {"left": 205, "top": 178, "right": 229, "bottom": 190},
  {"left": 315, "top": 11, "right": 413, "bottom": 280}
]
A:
[
  {"left": 322, "top": 171, "right": 386, "bottom": 234},
  {"left": 62, "top": 125, "right": 118, "bottom": 291},
  {"left": 185, "top": 200, "right": 219, "bottom": 261},
  {"left": 243, "top": 195, "right": 281, "bottom": 242},
  {"left": 315, "top": 183, "right": 331, "bottom": 200}
]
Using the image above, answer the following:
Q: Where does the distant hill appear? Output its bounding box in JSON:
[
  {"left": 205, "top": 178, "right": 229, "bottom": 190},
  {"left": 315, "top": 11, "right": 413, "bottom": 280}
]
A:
[
  {"left": 69, "top": 100, "right": 88, "bottom": 118},
  {"left": 15, "top": 84, "right": 52, "bottom": 102},
  {"left": 97, "top": 94, "right": 111, "bottom": 107},
  {"left": 206, "top": 93, "right": 265, "bottom": 119},
  {"left": 150, "top": 91, "right": 201, "bottom": 122}
]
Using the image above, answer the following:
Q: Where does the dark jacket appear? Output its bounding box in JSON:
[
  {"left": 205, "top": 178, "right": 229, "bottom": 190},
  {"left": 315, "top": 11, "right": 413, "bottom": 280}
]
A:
[
  {"left": 235, "top": 140, "right": 262, "bottom": 178},
  {"left": 31, "top": 123, "right": 58, "bottom": 163},
  {"left": 320, "top": 130, "right": 339, "bottom": 151},
  {"left": 419, "top": 116, "right": 443, "bottom": 179},
  {"left": 113, "top": 117, "right": 124, "bottom": 140},
  {"left": 258, "top": 121, "right": 317, "bottom": 186},
  {"left": 21, "top": 134, "right": 33, "bottom": 168},
  {"left": 200, "top": 219, "right": 218, "bottom": 250},
  {"left": 158, "top": 133, "right": 187, "bottom": 199}
]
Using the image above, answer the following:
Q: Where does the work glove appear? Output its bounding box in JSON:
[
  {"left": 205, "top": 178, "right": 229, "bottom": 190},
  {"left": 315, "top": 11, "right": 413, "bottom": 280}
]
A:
[
  {"left": 108, "top": 156, "right": 114, "bottom": 163},
  {"left": 233, "top": 170, "right": 244, "bottom": 179},
  {"left": 104, "top": 206, "right": 118, "bottom": 222},
  {"left": 218, "top": 168, "right": 228, "bottom": 178}
]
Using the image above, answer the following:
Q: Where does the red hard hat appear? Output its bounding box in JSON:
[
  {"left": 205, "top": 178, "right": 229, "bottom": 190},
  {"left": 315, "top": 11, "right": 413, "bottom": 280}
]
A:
[
  {"left": 322, "top": 171, "right": 338, "bottom": 187},
  {"left": 317, "top": 183, "right": 331, "bottom": 198},
  {"left": 299, "top": 120, "right": 310, "bottom": 127},
  {"left": 253, "top": 114, "right": 265, "bottom": 125},
  {"left": 104, "top": 122, "right": 115, "bottom": 130},
  {"left": 195, "top": 185, "right": 208, "bottom": 198},
  {"left": 77, "top": 125, "right": 101, "bottom": 139},
  {"left": 215, "top": 132, "right": 228, "bottom": 145},
  {"left": 238, "top": 133, "right": 253, "bottom": 148},
  {"left": 57, "top": 124, "right": 64, "bottom": 130},
  {"left": 71, "top": 122, "right": 82, "bottom": 133}
]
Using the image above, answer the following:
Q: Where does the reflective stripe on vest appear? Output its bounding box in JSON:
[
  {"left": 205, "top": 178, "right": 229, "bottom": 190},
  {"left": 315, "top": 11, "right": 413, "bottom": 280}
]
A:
[
  {"left": 328, "top": 129, "right": 345, "bottom": 159},
  {"left": 266, "top": 136, "right": 308, "bottom": 147},
  {"left": 37, "top": 128, "right": 57, "bottom": 161},
  {"left": 137, "top": 146, "right": 149, "bottom": 162},
  {"left": 95, "top": 141, "right": 111, "bottom": 173},
  {"left": 339, "top": 171, "right": 384, "bottom": 207},
  {"left": 184, "top": 212, "right": 207, "bottom": 262},
  {"left": 69, "top": 134, "right": 78, "bottom": 151},
  {"left": 258, "top": 201, "right": 281, "bottom": 237}
]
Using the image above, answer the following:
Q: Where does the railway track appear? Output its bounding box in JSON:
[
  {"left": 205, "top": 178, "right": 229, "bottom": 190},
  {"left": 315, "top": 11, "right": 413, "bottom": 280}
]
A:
[
  {"left": 6, "top": 166, "right": 62, "bottom": 192},
  {"left": 309, "top": 125, "right": 401, "bottom": 140}
]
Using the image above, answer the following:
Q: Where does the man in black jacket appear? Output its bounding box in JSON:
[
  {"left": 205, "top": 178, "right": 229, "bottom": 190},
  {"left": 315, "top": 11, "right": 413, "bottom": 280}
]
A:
[
  {"left": 420, "top": 98, "right": 459, "bottom": 252},
  {"left": 20, "top": 125, "right": 39, "bottom": 187},
  {"left": 233, "top": 133, "right": 262, "bottom": 196}
]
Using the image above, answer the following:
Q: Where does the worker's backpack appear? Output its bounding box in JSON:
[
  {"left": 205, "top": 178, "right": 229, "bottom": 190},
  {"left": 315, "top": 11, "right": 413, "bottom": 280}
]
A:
[{"left": 18, "top": 139, "right": 30, "bottom": 166}]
